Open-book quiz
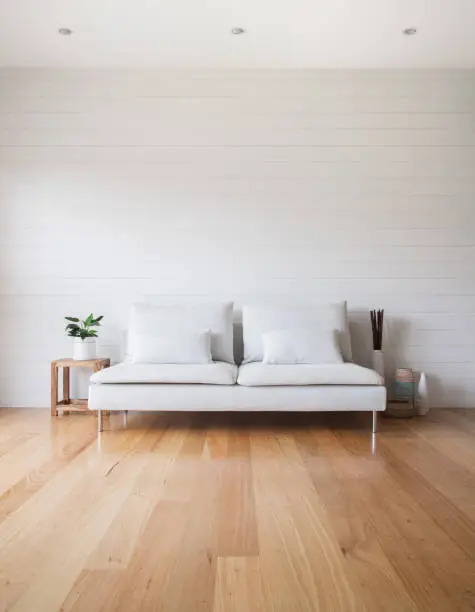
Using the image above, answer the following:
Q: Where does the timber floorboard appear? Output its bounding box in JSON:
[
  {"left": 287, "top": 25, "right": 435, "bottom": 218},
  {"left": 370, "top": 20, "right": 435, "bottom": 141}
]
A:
[{"left": 0, "top": 408, "right": 474, "bottom": 611}]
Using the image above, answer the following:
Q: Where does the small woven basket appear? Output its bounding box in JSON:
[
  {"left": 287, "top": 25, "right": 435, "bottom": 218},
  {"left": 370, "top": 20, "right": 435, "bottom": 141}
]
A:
[
  {"left": 385, "top": 368, "right": 417, "bottom": 418},
  {"left": 394, "top": 368, "right": 416, "bottom": 403}
]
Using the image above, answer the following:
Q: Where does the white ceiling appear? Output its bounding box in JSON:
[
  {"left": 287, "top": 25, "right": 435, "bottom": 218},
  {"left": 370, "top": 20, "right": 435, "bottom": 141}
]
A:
[{"left": 1, "top": 0, "right": 475, "bottom": 69}]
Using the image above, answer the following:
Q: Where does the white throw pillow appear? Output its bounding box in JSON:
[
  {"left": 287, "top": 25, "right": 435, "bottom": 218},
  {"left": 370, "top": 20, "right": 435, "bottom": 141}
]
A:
[
  {"left": 242, "top": 301, "right": 352, "bottom": 363},
  {"left": 262, "top": 328, "right": 343, "bottom": 365},
  {"left": 131, "top": 330, "right": 212, "bottom": 364},
  {"left": 127, "top": 302, "right": 234, "bottom": 363}
]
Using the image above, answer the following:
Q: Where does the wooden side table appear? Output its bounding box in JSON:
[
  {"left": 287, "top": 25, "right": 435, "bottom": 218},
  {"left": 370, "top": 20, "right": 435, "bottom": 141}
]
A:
[{"left": 51, "top": 358, "right": 110, "bottom": 416}]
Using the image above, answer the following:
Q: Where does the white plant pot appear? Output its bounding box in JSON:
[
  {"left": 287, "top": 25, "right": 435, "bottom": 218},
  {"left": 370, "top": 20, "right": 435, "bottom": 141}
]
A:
[
  {"left": 73, "top": 338, "right": 96, "bottom": 361},
  {"left": 372, "top": 350, "right": 385, "bottom": 381}
]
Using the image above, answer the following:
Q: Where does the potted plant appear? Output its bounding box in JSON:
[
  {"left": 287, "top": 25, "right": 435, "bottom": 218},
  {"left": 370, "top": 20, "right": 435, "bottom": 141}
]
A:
[{"left": 65, "top": 313, "right": 104, "bottom": 360}]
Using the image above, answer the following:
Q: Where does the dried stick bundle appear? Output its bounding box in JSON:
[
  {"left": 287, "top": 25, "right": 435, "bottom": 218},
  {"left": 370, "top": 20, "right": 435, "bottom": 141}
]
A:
[{"left": 370, "top": 309, "right": 384, "bottom": 350}]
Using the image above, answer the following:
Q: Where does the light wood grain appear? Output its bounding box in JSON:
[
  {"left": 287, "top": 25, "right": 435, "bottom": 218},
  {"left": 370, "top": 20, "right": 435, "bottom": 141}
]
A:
[
  {"left": 214, "top": 557, "right": 267, "bottom": 612},
  {"left": 63, "top": 366, "right": 70, "bottom": 404},
  {"left": 50, "top": 358, "right": 110, "bottom": 415},
  {"left": 52, "top": 358, "right": 111, "bottom": 368},
  {"left": 50, "top": 362, "right": 58, "bottom": 417},
  {"left": 1, "top": 408, "right": 475, "bottom": 612}
]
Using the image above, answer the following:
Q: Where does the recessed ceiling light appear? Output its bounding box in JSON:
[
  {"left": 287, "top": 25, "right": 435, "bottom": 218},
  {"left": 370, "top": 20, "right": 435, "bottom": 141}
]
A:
[
  {"left": 403, "top": 27, "right": 417, "bottom": 36},
  {"left": 58, "top": 28, "right": 73, "bottom": 36},
  {"left": 231, "top": 28, "right": 245, "bottom": 35}
]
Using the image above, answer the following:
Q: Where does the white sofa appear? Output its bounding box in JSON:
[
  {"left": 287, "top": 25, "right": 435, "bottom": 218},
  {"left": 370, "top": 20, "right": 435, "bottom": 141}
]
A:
[{"left": 89, "top": 301, "right": 386, "bottom": 433}]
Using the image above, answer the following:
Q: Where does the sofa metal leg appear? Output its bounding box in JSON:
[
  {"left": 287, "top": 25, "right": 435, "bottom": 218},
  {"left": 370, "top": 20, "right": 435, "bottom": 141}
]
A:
[
  {"left": 372, "top": 410, "right": 378, "bottom": 434},
  {"left": 98, "top": 408, "right": 103, "bottom": 433},
  {"left": 123, "top": 410, "right": 128, "bottom": 427}
]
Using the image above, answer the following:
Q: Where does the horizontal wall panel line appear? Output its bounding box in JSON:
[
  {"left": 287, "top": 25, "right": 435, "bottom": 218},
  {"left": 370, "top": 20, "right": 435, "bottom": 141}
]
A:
[{"left": 2, "top": 144, "right": 475, "bottom": 149}]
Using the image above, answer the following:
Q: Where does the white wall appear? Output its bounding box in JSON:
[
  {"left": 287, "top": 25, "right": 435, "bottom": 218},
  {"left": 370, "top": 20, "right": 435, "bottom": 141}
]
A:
[{"left": 1, "top": 68, "right": 474, "bottom": 408}]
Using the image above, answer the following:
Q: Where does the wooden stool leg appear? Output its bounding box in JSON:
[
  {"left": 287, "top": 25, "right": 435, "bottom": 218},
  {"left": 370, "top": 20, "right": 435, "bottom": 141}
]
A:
[
  {"left": 51, "top": 363, "right": 58, "bottom": 417},
  {"left": 63, "top": 366, "right": 70, "bottom": 405}
]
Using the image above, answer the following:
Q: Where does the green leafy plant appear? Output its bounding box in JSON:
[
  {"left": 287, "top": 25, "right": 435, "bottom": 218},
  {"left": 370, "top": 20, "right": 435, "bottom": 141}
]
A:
[{"left": 65, "top": 313, "right": 104, "bottom": 340}]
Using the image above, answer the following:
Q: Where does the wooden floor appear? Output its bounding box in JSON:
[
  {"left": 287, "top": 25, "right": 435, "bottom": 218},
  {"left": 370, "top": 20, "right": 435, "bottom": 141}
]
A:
[{"left": 0, "top": 409, "right": 475, "bottom": 611}]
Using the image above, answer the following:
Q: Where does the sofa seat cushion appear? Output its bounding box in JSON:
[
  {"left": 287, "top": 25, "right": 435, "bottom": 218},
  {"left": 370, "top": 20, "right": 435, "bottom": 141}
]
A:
[
  {"left": 90, "top": 361, "right": 238, "bottom": 385},
  {"left": 237, "top": 363, "right": 383, "bottom": 387}
]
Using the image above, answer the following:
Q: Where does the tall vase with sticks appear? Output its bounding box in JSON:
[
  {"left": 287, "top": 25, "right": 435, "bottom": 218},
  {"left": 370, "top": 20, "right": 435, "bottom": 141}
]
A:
[{"left": 370, "top": 309, "right": 385, "bottom": 381}]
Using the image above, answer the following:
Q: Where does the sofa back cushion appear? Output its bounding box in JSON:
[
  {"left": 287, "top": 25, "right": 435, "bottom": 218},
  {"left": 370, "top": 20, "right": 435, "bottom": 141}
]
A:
[
  {"left": 127, "top": 302, "right": 234, "bottom": 364},
  {"left": 242, "top": 301, "right": 352, "bottom": 363}
]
